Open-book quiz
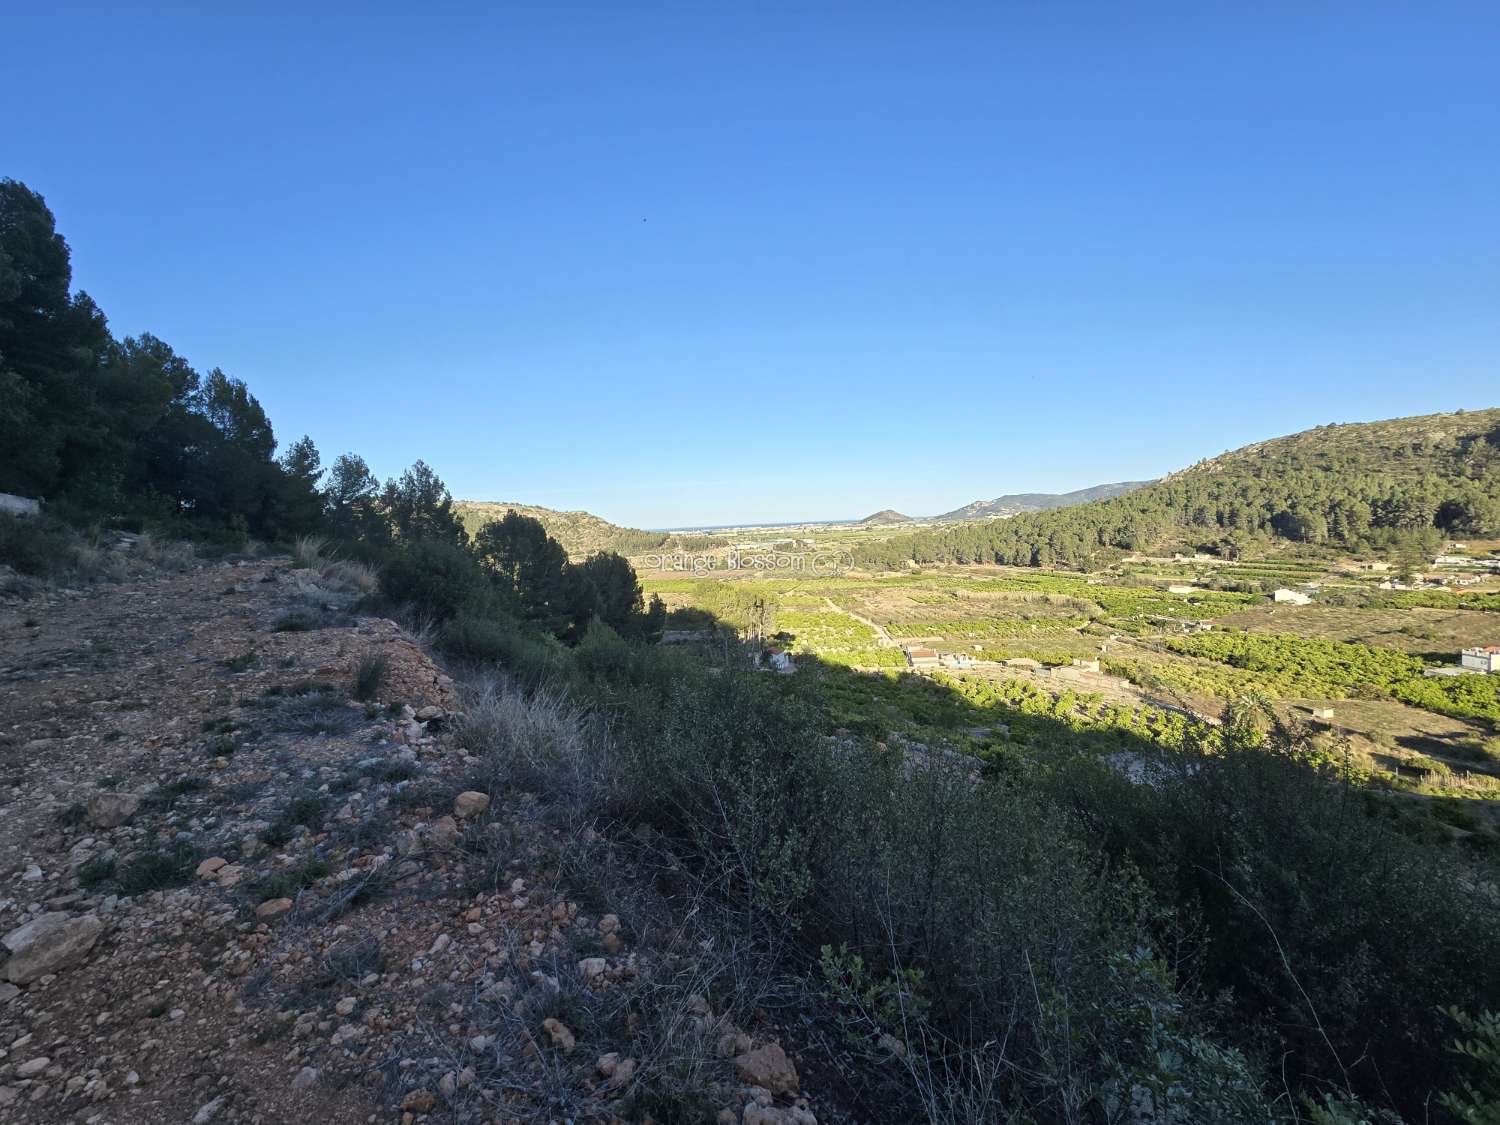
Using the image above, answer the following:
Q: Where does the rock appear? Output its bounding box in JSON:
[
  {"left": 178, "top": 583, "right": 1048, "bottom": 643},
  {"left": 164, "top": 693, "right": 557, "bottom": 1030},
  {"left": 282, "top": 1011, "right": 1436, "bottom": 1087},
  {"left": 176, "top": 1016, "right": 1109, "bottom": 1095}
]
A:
[
  {"left": 596, "top": 1052, "right": 621, "bottom": 1076},
  {"left": 334, "top": 997, "right": 356, "bottom": 1016},
  {"left": 715, "top": 1027, "right": 752, "bottom": 1058},
  {"left": 453, "top": 791, "right": 490, "bottom": 819},
  {"left": 597, "top": 913, "right": 620, "bottom": 935},
  {"left": 733, "top": 1043, "right": 800, "bottom": 1097},
  {"left": 606, "top": 1057, "right": 636, "bottom": 1088},
  {"left": 541, "top": 1017, "right": 576, "bottom": 1053},
  {"left": 192, "top": 1094, "right": 228, "bottom": 1123},
  {"left": 429, "top": 933, "right": 451, "bottom": 956},
  {"left": 291, "top": 1066, "right": 320, "bottom": 1089},
  {"left": 877, "top": 1031, "right": 906, "bottom": 1058},
  {"left": 401, "top": 1089, "right": 436, "bottom": 1113},
  {"left": 744, "top": 1106, "right": 817, "bottom": 1125},
  {"left": 195, "top": 857, "right": 228, "bottom": 878},
  {"left": 255, "top": 897, "right": 293, "bottom": 919},
  {"left": 415, "top": 705, "right": 445, "bottom": 723},
  {"left": 437, "top": 1071, "right": 457, "bottom": 1097},
  {"left": 215, "top": 865, "right": 246, "bottom": 887},
  {"left": 86, "top": 792, "right": 141, "bottom": 829},
  {"left": 16, "top": 1057, "right": 49, "bottom": 1079},
  {"left": 1, "top": 912, "right": 104, "bottom": 984},
  {"left": 0, "top": 982, "right": 20, "bottom": 1004},
  {"left": 578, "top": 957, "right": 608, "bottom": 980},
  {"left": 426, "top": 815, "right": 460, "bottom": 846}
]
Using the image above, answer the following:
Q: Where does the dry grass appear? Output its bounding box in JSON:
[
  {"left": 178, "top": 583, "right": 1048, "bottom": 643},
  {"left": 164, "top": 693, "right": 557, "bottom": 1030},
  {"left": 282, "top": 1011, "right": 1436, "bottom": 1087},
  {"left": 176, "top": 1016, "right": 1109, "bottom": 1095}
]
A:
[
  {"left": 293, "top": 534, "right": 328, "bottom": 568},
  {"left": 454, "top": 675, "right": 602, "bottom": 814},
  {"left": 291, "top": 535, "right": 378, "bottom": 595},
  {"left": 132, "top": 532, "right": 195, "bottom": 572}
]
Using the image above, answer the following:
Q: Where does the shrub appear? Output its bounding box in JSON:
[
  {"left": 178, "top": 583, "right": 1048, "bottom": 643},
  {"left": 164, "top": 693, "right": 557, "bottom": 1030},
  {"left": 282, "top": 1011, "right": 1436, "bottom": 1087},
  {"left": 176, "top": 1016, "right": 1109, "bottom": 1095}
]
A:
[
  {"left": 380, "top": 540, "right": 487, "bottom": 623},
  {"left": 272, "top": 609, "right": 320, "bottom": 632},
  {"left": 133, "top": 532, "right": 195, "bottom": 572},
  {"left": 352, "top": 652, "right": 388, "bottom": 702},
  {"left": 455, "top": 676, "right": 598, "bottom": 812},
  {"left": 117, "top": 843, "right": 200, "bottom": 895},
  {"left": 0, "top": 513, "right": 79, "bottom": 577},
  {"left": 293, "top": 534, "right": 328, "bottom": 568}
]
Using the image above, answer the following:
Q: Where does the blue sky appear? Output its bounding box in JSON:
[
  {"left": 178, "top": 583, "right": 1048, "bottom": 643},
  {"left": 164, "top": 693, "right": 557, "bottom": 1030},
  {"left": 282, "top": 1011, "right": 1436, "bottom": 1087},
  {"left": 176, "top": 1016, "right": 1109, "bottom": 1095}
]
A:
[{"left": 9, "top": 3, "right": 1499, "bottom": 528}]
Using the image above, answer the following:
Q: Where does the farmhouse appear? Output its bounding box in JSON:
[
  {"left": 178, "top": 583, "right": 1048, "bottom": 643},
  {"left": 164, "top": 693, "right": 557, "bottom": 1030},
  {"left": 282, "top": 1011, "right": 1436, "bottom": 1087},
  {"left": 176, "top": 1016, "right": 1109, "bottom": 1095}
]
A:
[
  {"left": 1461, "top": 646, "right": 1500, "bottom": 674},
  {"left": 1273, "top": 587, "right": 1313, "bottom": 605},
  {"left": 1166, "top": 584, "right": 1196, "bottom": 594},
  {"left": 903, "top": 646, "right": 940, "bottom": 669},
  {"left": 763, "top": 647, "right": 795, "bottom": 674}
]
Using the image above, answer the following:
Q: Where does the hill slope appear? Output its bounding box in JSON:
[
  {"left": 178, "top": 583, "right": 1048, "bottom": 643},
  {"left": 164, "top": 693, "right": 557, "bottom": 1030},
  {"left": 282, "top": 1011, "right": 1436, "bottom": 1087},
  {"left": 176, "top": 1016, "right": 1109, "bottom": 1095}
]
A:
[
  {"left": 854, "top": 409, "right": 1500, "bottom": 569},
  {"left": 455, "top": 501, "right": 725, "bottom": 558},
  {"left": 859, "top": 509, "right": 914, "bottom": 525},
  {"left": 935, "top": 480, "right": 1151, "bottom": 521}
]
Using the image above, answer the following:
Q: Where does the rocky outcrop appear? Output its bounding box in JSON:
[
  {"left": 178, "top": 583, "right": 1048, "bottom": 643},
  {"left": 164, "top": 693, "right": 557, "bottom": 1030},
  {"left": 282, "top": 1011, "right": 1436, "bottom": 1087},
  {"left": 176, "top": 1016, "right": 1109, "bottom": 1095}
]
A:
[
  {"left": 85, "top": 792, "right": 141, "bottom": 829},
  {"left": 1, "top": 912, "right": 104, "bottom": 984}
]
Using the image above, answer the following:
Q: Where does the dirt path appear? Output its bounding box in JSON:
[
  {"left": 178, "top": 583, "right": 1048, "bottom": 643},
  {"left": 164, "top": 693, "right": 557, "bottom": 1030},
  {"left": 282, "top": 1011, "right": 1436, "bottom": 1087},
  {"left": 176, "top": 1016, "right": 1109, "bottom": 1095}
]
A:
[
  {"left": 0, "top": 560, "right": 465, "bottom": 1122},
  {"left": 821, "top": 596, "right": 896, "bottom": 648}
]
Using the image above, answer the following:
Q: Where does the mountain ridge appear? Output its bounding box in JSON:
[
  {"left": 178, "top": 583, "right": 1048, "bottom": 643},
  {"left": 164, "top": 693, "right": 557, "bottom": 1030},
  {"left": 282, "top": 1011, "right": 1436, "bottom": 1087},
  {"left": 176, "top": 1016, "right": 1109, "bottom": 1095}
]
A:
[
  {"left": 933, "top": 480, "right": 1152, "bottom": 522},
  {"left": 852, "top": 408, "right": 1500, "bottom": 569}
]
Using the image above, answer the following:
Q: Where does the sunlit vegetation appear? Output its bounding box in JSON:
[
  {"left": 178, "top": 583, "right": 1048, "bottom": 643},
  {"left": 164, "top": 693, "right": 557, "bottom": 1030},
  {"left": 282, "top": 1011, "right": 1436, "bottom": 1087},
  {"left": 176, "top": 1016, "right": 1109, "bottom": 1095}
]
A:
[{"left": 1163, "top": 632, "right": 1500, "bottom": 723}]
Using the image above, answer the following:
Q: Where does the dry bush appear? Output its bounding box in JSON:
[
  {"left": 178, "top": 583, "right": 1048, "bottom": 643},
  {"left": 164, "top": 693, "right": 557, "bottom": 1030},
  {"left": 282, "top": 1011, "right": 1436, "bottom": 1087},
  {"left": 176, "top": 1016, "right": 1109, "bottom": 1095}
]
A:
[
  {"left": 454, "top": 675, "right": 603, "bottom": 815},
  {"left": 293, "top": 534, "right": 328, "bottom": 568},
  {"left": 321, "top": 557, "right": 379, "bottom": 594},
  {"left": 133, "top": 532, "right": 195, "bottom": 572}
]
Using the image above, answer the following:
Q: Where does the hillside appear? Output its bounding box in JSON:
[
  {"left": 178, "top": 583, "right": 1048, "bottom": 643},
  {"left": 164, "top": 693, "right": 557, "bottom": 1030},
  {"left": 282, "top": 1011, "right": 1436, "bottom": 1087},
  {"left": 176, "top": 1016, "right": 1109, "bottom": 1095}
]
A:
[
  {"left": 935, "top": 480, "right": 1151, "bottom": 522},
  {"left": 859, "top": 509, "right": 914, "bottom": 525},
  {"left": 854, "top": 409, "right": 1500, "bottom": 569},
  {"left": 454, "top": 501, "right": 725, "bottom": 558}
]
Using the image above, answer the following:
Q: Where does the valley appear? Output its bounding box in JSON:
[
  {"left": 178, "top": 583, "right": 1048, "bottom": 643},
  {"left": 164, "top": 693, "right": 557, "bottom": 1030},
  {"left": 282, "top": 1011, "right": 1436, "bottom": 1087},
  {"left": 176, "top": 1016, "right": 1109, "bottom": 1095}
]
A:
[{"left": 634, "top": 513, "right": 1500, "bottom": 842}]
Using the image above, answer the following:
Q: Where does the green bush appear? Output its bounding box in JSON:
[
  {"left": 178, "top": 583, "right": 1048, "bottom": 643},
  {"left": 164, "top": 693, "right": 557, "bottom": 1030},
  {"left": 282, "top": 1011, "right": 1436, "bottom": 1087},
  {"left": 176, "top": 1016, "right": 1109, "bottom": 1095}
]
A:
[
  {"left": 351, "top": 653, "right": 388, "bottom": 701},
  {"left": 379, "top": 540, "right": 486, "bottom": 622},
  {"left": 0, "top": 513, "right": 80, "bottom": 577}
]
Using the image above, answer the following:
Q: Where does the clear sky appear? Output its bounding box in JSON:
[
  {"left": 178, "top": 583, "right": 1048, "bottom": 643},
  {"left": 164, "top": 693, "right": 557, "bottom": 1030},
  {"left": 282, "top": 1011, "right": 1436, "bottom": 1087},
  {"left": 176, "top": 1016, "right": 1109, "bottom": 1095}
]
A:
[{"left": 8, "top": 3, "right": 1499, "bottom": 528}]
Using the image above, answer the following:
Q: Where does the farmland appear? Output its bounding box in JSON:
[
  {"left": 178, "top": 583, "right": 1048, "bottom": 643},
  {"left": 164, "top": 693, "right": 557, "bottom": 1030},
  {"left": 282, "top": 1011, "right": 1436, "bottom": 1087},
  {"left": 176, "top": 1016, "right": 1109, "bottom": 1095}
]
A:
[{"left": 638, "top": 532, "right": 1500, "bottom": 833}]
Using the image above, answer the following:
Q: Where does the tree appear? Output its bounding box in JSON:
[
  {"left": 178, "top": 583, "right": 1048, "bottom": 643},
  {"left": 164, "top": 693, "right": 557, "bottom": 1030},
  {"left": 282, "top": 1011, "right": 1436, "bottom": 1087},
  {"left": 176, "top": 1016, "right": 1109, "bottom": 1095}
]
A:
[
  {"left": 474, "top": 512, "right": 587, "bottom": 639},
  {"left": 0, "top": 179, "right": 113, "bottom": 498},
  {"left": 272, "top": 435, "right": 325, "bottom": 536},
  {"left": 578, "top": 551, "right": 644, "bottom": 637},
  {"left": 323, "top": 453, "right": 385, "bottom": 542},
  {"left": 381, "top": 460, "right": 467, "bottom": 547}
]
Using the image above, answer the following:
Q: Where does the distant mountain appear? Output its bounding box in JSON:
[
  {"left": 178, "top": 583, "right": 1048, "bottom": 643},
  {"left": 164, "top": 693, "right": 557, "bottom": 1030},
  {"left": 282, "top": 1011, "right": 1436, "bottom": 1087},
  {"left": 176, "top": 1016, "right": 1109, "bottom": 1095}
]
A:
[
  {"left": 935, "top": 481, "right": 1151, "bottom": 522},
  {"left": 860, "top": 509, "right": 914, "bottom": 525},
  {"left": 454, "top": 501, "right": 726, "bottom": 558}
]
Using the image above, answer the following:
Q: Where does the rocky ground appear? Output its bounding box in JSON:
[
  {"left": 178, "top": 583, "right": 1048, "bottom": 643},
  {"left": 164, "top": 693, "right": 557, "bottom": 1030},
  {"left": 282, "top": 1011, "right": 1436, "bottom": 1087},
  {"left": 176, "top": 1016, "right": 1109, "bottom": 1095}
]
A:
[{"left": 0, "top": 555, "right": 820, "bottom": 1124}]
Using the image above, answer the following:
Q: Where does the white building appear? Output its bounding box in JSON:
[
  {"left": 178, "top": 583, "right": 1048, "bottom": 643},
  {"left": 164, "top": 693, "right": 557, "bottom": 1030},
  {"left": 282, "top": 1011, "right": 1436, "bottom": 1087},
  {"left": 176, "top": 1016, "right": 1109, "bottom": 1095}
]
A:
[
  {"left": 1461, "top": 647, "right": 1500, "bottom": 674},
  {"left": 765, "top": 648, "right": 795, "bottom": 674},
  {"left": 1273, "top": 588, "right": 1313, "bottom": 606}
]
